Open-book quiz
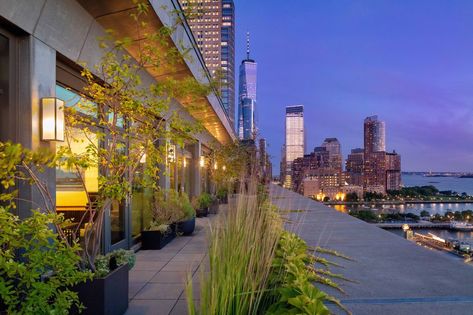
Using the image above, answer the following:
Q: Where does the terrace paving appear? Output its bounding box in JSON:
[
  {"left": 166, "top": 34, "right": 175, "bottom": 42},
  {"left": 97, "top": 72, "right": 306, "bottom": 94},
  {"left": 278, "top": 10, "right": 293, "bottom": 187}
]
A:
[
  {"left": 127, "top": 186, "right": 473, "bottom": 314},
  {"left": 270, "top": 184, "right": 473, "bottom": 315},
  {"left": 126, "top": 217, "right": 211, "bottom": 315}
]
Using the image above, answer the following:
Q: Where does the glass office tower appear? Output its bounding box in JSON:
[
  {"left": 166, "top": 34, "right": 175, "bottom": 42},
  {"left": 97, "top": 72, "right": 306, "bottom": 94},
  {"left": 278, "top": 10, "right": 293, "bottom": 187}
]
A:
[
  {"left": 238, "top": 34, "right": 257, "bottom": 140},
  {"left": 284, "top": 105, "right": 304, "bottom": 188}
]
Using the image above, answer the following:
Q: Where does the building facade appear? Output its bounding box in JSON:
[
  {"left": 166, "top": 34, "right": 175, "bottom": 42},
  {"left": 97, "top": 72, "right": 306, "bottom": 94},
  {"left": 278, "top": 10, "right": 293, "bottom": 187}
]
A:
[
  {"left": 364, "top": 115, "right": 386, "bottom": 153},
  {"left": 364, "top": 115, "right": 386, "bottom": 193},
  {"left": 237, "top": 36, "right": 257, "bottom": 140},
  {"left": 0, "top": 0, "right": 235, "bottom": 253},
  {"left": 321, "top": 138, "right": 343, "bottom": 172},
  {"left": 179, "top": 0, "right": 236, "bottom": 128},
  {"left": 346, "top": 148, "right": 364, "bottom": 186},
  {"left": 386, "top": 151, "right": 402, "bottom": 191},
  {"left": 283, "top": 105, "right": 304, "bottom": 188},
  {"left": 302, "top": 168, "right": 341, "bottom": 200}
]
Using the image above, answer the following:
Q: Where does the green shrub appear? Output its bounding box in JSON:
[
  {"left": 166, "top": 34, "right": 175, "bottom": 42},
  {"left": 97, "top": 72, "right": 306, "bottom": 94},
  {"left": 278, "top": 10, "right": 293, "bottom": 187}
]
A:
[
  {"left": 265, "top": 231, "right": 350, "bottom": 314},
  {"left": 180, "top": 192, "right": 196, "bottom": 220},
  {"left": 216, "top": 187, "right": 228, "bottom": 201},
  {"left": 148, "top": 189, "right": 186, "bottom": 229},
  {"left": 95, "top": 249, "right": 136, "bottom": 278},
  {"left": 0, "top": 208, "right": 92, "bottom": 315},
  {"left": 198, "top": 192, "right": 213, "bottom": 209}
]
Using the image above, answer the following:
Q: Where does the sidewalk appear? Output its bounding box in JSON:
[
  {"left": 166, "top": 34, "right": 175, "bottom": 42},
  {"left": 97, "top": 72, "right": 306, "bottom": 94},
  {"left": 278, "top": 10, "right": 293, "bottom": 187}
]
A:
[{"left": 126, "top": 218, "right": 210, "bottom": 315}]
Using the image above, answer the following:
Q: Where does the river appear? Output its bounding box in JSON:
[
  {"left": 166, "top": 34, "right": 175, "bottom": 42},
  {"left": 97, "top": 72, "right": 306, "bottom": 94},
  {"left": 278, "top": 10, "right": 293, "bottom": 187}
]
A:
[{"left": 402, "top": 173, "right": 473, "bottom": 195}]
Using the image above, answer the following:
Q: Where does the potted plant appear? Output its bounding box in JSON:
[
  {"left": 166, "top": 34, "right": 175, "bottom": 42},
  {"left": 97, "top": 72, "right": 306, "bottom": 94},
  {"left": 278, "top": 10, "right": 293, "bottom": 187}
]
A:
[
  {"left": 141, "top": 190, "right": 181, "bottom": 249},
  {"left": 73, "top": 249, "right": 135, "bottom": 315},
  {"left": 209, "top": 194, "right": 219, "bottom": 214},
  {"left": 194, "top": 192, "right": 212, "bottom": 217},
  {"left": 216, "top": 187, "right": 229, "bottom": 204},
  {"left": 176, "top": 192, "right": 196, "bottom": 235}
]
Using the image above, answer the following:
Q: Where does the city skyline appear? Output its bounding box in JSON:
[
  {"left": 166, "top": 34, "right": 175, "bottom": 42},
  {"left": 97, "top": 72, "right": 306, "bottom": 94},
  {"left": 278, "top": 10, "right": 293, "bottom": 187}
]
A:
[{"left": 235, "top": 0, "right": 473, "bottom": 173}]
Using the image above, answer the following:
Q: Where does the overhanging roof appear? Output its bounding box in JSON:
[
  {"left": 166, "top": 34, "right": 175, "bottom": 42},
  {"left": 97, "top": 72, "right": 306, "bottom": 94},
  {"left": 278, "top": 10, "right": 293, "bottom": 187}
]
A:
[{"left": 77, "top": 0, "right": 235, "bottom": 145}]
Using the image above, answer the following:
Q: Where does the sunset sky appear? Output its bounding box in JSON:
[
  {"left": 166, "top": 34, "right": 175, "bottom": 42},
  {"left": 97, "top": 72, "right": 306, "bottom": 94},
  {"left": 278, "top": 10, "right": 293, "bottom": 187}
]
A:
[{"left": 234, "top": 0, "right": 473, "bottom": 173}]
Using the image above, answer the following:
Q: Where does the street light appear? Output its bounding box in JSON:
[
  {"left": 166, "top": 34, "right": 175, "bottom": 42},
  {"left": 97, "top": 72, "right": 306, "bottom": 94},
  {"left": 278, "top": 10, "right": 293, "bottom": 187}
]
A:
[{"left": 41, "top": 97, "right": 64, "bottom": 141}]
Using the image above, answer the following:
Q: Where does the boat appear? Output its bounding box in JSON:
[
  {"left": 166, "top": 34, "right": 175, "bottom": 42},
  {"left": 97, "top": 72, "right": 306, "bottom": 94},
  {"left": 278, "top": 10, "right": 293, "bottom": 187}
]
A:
[{"left": 449, "top": 221, "right": 473, "bottom": 231}]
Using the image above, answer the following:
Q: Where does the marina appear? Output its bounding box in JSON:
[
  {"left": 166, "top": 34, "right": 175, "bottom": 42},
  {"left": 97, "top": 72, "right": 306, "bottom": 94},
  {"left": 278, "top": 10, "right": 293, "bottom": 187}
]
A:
[{"left": 409, "top": 231, "right": 473, "bottom": 263}]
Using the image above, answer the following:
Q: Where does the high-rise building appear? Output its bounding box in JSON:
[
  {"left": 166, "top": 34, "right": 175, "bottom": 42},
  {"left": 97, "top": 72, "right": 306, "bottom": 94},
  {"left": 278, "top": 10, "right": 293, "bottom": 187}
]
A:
[
  {"left": 386, "top": 151, "right": 402, "bottom": 191},
  {"left": 179, "top": 0, "right": 236, "bottom": 128},
  {"left": 221, "top": 0, "right": 235, "bottom": 127},
  {"left": 346, "top": 148, "right": 364, "bottom": 186},
  {"left": 321, "top": 138, "right": 343, "bottom": 171},
  {"left": 237, "top": 33, "right": 257, "bottom": 140},
  {"left": 362, "top": 115, "right": 401, "bottom": 193},
  {"left": 364, "top": 115, "right": 385, "bottom": 153},
  {"left": 284, "top": 105, "right": 304, "bottom": 188}
]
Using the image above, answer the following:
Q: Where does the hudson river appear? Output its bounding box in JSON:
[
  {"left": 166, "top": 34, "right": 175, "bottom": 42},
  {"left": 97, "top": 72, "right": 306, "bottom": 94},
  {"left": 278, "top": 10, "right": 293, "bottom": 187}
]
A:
[{"left": 402, "top": 173, "right": 473, "bottom": 195}]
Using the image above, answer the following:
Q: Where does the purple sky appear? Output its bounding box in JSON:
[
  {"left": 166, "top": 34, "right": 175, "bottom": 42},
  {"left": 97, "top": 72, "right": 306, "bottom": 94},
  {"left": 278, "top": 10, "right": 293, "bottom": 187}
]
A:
[{"left": 234, "top": 0, "right": 473, "bottom": 173}]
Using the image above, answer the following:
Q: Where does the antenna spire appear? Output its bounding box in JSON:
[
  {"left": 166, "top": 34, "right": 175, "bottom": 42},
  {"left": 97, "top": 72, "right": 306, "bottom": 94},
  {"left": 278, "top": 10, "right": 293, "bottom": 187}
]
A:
[{"left": 246, "top": 32, "right": 250, "bottom": 59}]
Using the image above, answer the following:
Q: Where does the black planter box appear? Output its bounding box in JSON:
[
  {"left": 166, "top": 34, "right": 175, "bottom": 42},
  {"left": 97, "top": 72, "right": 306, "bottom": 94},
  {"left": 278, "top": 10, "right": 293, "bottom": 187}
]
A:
[
  {"left": 141, "top": 225, "right": 176, "bottom": 249},
  {"left": 209, "top": 202, "right": 219, "bottom": 214},
  {"left": 196, "top": 207, "right": 209, "bottom": 217},
  {"left": 176, "top": 217, "right": 196, "bottom": 236},
  {"left": 73, "top": 263, "right": 129, "bottom": 315}
]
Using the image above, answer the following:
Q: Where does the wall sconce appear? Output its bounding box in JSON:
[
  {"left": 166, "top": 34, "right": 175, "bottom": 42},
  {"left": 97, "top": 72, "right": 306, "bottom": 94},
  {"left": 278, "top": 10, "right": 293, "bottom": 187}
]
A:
[
  {"left": 41, "top": 97, "right": 64, "bottom": 141},
  {"left": 222, "top": 165, "right": 226, "bottom": 171},
  {"left": 167, "top": 144, "right": 176, "bottom": 163},
  {"left": 140, "top": 153, "right": 147, "bottom": 164},
  {"left": 214, "top": 162, "right": 218, "bottom": 170},
  {"left": 199, "top": 156, "right": 205, "bottom": 168}
]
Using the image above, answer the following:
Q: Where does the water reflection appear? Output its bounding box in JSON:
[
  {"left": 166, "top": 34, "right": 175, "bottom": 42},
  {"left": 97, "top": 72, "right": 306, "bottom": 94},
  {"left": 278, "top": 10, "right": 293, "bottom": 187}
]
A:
[{"left": 338, "top": 203, "right": 473, "bottom": 215}]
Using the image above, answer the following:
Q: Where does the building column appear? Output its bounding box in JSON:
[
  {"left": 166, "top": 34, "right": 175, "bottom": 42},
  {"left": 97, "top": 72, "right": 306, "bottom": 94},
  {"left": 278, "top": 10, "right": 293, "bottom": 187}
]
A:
[
  {"left": 189, "top": 141, "right": 201, "bottom": 198},
  {"left": 16, "top": 36, "right": 56, "bottom": 218}
]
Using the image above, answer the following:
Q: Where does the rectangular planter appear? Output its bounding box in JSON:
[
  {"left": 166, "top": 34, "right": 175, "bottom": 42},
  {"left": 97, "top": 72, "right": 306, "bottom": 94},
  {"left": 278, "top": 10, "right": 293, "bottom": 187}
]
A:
[
  {"left": 141, "top": 225, "right": 176, "bottom": 250},
  {"left": 73, "top": 263, "right": 129, "bottom": 315},
  {"left": 209, "top": 202, "right": 219, "bottom": 214},
  {"left": 196, "top": 207, "right": 209, "bottom": 217}
]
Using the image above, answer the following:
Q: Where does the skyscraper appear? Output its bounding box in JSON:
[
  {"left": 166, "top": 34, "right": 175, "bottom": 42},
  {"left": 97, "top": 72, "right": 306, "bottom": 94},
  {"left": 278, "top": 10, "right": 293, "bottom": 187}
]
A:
[
  {"left": 179, "top": 0, "right": 236, "bottom": 128},
  {"left": 284, "top": 105, "right": 304, "bottom": 188},
  {"left": 364, "top": 115, "right": 386, "bottom": 153},
  {"left": 221, "top": 0, "right": 235, "bottom": 127},
  {"left": 321, "top": 138, "right": 343, "bottom": 171},
  {"left": 237, "top": 33, "right": 257, "bottom": 140},
  {"left": 362, "top": 115, "right": 401, "bottom": 193}
]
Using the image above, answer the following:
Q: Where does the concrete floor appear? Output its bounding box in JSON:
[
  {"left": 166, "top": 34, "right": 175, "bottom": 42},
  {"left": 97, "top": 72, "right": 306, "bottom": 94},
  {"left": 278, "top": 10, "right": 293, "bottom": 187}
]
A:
[
  {"left": 126, "top": 218, "right": 209, "bottom": 315},
  {"left": 270, "top": 184, "right": 473, "bottom": 315}
]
